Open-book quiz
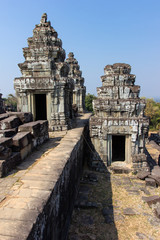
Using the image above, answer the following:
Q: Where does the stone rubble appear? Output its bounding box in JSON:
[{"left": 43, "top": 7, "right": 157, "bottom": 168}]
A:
[
  {"left": 68, "top": 166, "right": 160, "bottom": 240},
  {"left": 0, "top": 112, "right": 49, "bottom": 177}
]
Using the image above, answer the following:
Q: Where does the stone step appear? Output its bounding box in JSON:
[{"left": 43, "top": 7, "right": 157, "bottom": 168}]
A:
[
  {"left": 12, "top": 132, "right": 32, "bottom": 151},
  {"left": 0, "top": 148, "right": 12, "bottom": 160},
  {"left": 8, "top": 112, "right": 33, "bottom": 124},
  {"left": 18, "top": 121, "right": 41, "bottom": 137},
  {"left": 35, "top": 120, "right": 48, "bottom": 133},
  {"left": 0, "top": 152, "right": 21, "bottom": 177},
  {"left": 109, "top": 166, "right": 131, "bottom": 174},
  {"left": 0, "top": 113, "right": 9, "bottom": 121},
  {"left": 0, "top": 116, "right": 21, "bottom": 130},
  {"left": 0, "top": 138, "right": 13, "bottom": 148},
  {"left": 0, "top": 128, "right": 18, "bottom": 138}
]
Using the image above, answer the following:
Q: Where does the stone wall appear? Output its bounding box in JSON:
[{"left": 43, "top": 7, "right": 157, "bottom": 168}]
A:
[{"left": 28, "top": 123, "right": 87, "bottom": 240}]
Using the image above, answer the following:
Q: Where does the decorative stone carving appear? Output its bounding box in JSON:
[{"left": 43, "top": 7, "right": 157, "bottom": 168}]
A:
[
  {"left": 14, "top": 13, "right": 74, "bottom": 131},
  {"left": 65, "top": 52, "right": 86, "bottom": 112},
  {"left": 90, "top": 63, "right": 149, "bottom": 172}
]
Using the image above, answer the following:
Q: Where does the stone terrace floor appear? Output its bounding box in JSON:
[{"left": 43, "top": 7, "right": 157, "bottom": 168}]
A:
[
  {"left": 68, "top": 152, "right": 160, "bottom": 240},
  {"left": 68, "top": 169, "right": 160, "bottom": 240}
]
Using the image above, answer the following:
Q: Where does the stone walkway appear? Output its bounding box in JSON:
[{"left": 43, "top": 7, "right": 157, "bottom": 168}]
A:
[
  {"left": 0, "top": 131, "right": 66, "bottom": 204},
  {"left": 68, "top": 166, "right": 160, "bottom": 240}
]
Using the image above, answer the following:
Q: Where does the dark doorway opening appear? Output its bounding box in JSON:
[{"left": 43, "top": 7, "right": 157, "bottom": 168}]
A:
[
  {"left": 112, "top": 135, "right": 125, "bottom": 161},
  {"left": 35, "top": 94, "right": 47, "bottom": 120}
]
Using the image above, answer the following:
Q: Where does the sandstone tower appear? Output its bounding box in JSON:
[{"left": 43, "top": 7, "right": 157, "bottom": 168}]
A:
[
  {"left": 14, "top": 13, "right": 74, "bottom": 131},
  {"left": 90, "top": 63, "right": 149, "bottom": 172},
  {"left": 65, "top": 52, "right": 86, "bottom": 112}
]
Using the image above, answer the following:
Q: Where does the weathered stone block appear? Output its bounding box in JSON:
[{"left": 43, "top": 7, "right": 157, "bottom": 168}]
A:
[
  {"left": 35, "top": 120, "right": 48, "bottom": 134},
  {"left": 19, "top": 122, "right": 41, "bottom": 137},
  {"left": 145, "top": 178, "right": 157, "bottom": 187},
  {"left": 0, "top": 116, "right": 21, "bottom": 130},
  {"left": 0, "top": 152, "right": 21, "bottom": 177},
  {"left": 0, "top": 113, "right": 9, "bottom": 121},
  {"left": 0, "top": 138, "right": 12, "bottom": 148},
  {"left": 148, "top": 174, "right": 160, "bottom": 186},
  {"left": 155, "top": 205, "right": 160, "bottom": 219},
  {"left": 151, "top": 165, "right": 160, "bottom": 177},
  {"left": 137, "top": 170, "right": 150, "bottom": 180},
  {"left": 20, "top": 143, "right": 32, "bottom": 160},
  {"left": 8, "top": 112, "right": 33, "bottom": 123},
  {"left": 142, "top": 195, "right": 160, "bottom": 206},
  {"left": 12, "top": 132, "right": 32, "bottom": 151},
  {"left": 0, "top": 128, "right": 18, "bottom": 138},
  {"left": 0, "top": 148, "right": 12, "bottom": 160}
]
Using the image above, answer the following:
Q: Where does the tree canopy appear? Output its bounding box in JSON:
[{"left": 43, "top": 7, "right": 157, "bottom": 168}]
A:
[
  {"left": 85, "top": 93, "right": 97, "bottom": 112},
  {"left": 143, "top": 98, "right": 160, "bottom": 130},
  {"left": 3, "top": 94, "right": 17, "bottom": 111}
]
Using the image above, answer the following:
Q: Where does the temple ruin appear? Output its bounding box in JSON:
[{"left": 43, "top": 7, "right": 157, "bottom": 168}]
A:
[
  {"left": 14, "top": 13, "right": 76, "bottom": 131},
  {"left": 0, "top": 93, "right": 4, "bottom": 114},
  {"left": 90, "top": 63, "right": 149, "bottom": 172},
  {"left": 65, "top": 52, "right": 86, "bottom": 113}
]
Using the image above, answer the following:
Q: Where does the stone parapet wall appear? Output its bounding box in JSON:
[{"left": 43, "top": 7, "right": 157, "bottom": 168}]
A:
[{"left": 0, "top": 113, "right": 90, "bottom": 240}]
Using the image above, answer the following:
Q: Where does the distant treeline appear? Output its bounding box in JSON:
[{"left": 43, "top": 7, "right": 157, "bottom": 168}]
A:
[{"left": 142, "top": 98, "right": 160, "bottom": 131}]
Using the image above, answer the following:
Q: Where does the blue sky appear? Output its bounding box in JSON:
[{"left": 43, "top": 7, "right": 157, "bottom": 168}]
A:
[{"left": 0, "top": 0, "right": 160, "bottom": 99}]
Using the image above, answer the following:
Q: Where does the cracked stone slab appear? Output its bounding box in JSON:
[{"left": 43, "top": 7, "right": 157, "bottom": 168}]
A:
[
  {"left": 142, "top": 195, "right": 160, "bottom": 206},
  {"left": 123, "top": 208, "right": 139, "bottom": 215}
]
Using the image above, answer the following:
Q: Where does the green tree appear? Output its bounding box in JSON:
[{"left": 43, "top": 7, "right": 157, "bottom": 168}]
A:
[
  {"left": 143, "top": 98, "right": 160, "bottom": 130},
  {"left": 3, "top": 94, "right": 17, "bottom": 111},
  {"left": 85, "top": 93, "right": 97, "bottom": 112}
]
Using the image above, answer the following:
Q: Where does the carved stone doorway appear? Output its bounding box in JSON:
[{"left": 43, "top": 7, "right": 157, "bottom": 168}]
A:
[
  {"left": 107, "top": 134, "right": 131, "bottom": 165},
  {"left": 112, "top": 135, "right": 125, "bottom": 161},
  {"left": 35, "top": 94, "right": 47, "bottom": 120}
]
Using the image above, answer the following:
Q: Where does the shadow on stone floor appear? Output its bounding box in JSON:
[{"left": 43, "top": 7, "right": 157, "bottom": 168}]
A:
[
  {"left": 67, "top": 138, "right": 118, "bottom": 240},
  {"left": 67, "top": 165, "right": 118, "bottom": 240}
]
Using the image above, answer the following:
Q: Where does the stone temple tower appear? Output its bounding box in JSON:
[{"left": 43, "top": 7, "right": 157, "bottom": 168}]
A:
[
  {"left": 14, "top": 13, "right": 74, "bottom": 131},
  {"left": 65, "top": 52, "right": 86, "bottom": 113},
  {"left": 90, "top": 63, "right": 149, "bottom": 172}
]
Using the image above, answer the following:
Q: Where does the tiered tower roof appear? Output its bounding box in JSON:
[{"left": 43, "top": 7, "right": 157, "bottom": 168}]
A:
[{"left": 18, "top": 13, "right": 66, "bottom": 78}]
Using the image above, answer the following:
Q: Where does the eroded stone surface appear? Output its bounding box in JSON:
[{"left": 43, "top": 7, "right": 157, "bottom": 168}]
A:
[
  {"left": 14, "top": 14, "right": 86, "bottom": 131},
  {"left": 90, "top": 63, "right": 149, "bottom": 171},
  {"left": 65, "top": 52, "right": 86, "bottom": 113}
]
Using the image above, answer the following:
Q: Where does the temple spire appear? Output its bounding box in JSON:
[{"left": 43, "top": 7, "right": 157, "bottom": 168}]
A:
[{"left": 40, "top": 13, "right": 47, "bottom": 24}]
